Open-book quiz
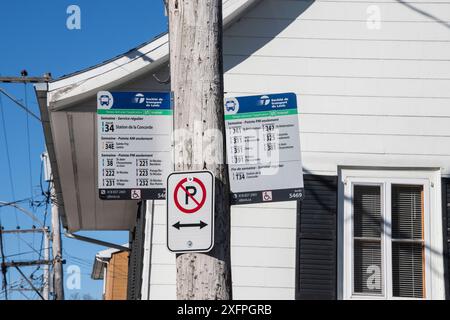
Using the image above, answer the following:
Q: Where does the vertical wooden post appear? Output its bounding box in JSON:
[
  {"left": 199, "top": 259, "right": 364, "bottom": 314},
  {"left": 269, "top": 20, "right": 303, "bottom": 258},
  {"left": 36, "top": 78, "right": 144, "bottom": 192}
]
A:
[
  {"left": 43, "top": 228, "right": 50, "bottom": 300},
  {"left": 168, "top": 0, "right": 232, "bottom": 299},
  {"left": 51, "top": 185, "right": 65, "bottom": 300}
]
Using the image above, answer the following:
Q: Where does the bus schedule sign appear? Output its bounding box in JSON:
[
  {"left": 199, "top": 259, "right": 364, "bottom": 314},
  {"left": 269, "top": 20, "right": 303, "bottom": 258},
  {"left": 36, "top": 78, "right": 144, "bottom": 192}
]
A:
[
  {"left": 224, "top": 92, "right": 304, "bottom": 204},
  {"left": 97, "top": 91, "right": 172, "bottom": 200}
]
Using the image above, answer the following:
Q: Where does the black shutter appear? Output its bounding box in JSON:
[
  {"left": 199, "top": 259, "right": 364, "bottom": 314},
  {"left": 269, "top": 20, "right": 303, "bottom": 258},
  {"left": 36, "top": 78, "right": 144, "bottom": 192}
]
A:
[
  {"left": 296, "top": 174, "right": 337, "bottom": 300},
  {"left": 442, "top": 178, "right": 450, "bottom": 300},
  {"left": 127, "top": 201, "right": 147, "bottom": 300}
]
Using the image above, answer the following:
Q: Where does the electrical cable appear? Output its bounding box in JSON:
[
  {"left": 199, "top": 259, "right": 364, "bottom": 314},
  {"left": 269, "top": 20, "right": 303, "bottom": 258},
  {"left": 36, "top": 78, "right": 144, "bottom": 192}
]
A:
[
  {"left": 0, "top": 87, "right": 41, "bottom": 122},
  {"left": 0, "top": 197, "right": 34, "bottom": 208},
  {"left": 0, "top": 93, "right": 19, "bottom": 230},
  {"left": 5, "top": 247, "right": 50, "bottom": 259},
  {"left": 0, "top": 91, "right": 22, "bottom": 269}
]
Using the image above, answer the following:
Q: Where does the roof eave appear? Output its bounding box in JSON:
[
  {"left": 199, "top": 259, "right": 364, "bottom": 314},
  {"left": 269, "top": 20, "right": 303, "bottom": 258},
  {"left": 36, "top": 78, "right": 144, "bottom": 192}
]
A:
[{"left": 34, "top": 84, "right": 69, "bottom": 230}]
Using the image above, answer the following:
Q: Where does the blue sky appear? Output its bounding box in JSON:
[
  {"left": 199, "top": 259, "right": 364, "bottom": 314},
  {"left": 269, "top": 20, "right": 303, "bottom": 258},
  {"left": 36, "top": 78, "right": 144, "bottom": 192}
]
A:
[{"left": 0, "top": 1, "right": 167, "bottom": 300}]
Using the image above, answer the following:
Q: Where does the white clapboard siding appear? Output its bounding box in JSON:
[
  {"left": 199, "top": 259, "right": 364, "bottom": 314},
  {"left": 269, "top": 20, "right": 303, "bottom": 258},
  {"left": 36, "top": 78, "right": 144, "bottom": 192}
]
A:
[
  {"left": 247, "top": 0, "right": 450, "bottom": 22},
  {"left": 227, "top": 17, "right": 450, "bottom": 41},
  {"left": 231, "top": 203, "right": 297, "bottom": 299},
  {"left": 232, "top": 266, "right": 295, "bottom": 288},
  {"left": 233, "top": 287, "right": 294, "bottom": 300},
  {"left": 225, "top": 74, "right": 450, "bottom": 98},
  {"left": 300, "top": 133, "right": 450, "bottom": 155},
  {"left": 223, "top": 37, "right": 450, "bottom": 61},
  {"left": 299, "top": 115, "right": 450, "bottom": 137},
  {"left": 149, "top": 285, "right": 177, "bottom": 300},
  {"left": 225, "top": 56, "right": 450, "bottom": 81},
  {"left": 232, "top": 247, "right": 295, "bottom": 268},
  {"left": 147, "top": 202, "right": 176, "bottom": 299},
  {"left": 299, "top": 152, "right": 450, "bottom": 176},
  {"left": 231, "top": 227, "right": 295, "bottom": 248}
]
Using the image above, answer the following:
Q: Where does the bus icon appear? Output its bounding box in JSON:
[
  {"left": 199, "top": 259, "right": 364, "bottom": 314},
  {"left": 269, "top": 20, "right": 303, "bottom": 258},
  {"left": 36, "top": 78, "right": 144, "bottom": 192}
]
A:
[
  {"left": 225, "top": 100, "right": 236, "bottom": 112},
  {"left": 99, "top": 95, "right": 111, "bottom": 107}
]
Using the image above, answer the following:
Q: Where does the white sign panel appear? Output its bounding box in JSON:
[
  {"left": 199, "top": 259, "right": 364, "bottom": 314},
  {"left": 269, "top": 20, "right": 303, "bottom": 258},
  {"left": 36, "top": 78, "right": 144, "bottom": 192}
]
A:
[
  {"left": 224, "top": 92, "right": 304, "bottom": 204},
  {"left": 167, "top": 171, "right": 214, "bottom": 253},
  {"left": 97, "top": 91, "right": 172, "bottom": 200}
]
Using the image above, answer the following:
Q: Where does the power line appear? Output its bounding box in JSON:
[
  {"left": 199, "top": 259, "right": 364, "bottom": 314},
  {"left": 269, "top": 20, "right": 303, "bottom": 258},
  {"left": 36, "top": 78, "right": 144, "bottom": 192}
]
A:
[
  {"left": 0, "top": 87, "right": 41, "bottom": 122},
  {"left": 4, "top": 247, "right": 50, "bottom": 259},
  {"left": 13, "top": 264, "right": 45, "bottom": 300},
  {"left": 0, "top": 197, "right": 35, "bottom": 208},
  {"left": 0, "top": 93, "right": 20, "bottom": 255},
  {"left": 0, "top": 94, "right": 17, "bottom": 217},
  {"left": 0, "top": 201, "right": 44, "bottom": 228}
]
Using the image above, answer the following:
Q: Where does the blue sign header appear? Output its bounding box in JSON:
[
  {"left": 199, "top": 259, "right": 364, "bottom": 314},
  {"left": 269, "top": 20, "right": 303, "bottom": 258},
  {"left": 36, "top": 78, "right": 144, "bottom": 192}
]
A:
[
  {"left": 224, "top": 92, "right": 297, "bottom": 115},
  {"left": 98, "top": 91, "right": 172, "bottom": 110}
]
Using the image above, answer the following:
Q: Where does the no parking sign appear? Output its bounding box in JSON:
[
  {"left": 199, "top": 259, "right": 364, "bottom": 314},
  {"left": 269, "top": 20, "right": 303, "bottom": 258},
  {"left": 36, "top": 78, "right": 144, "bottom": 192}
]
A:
[{"left": 167, "top": 171, "right": 214, "bottom": 253}]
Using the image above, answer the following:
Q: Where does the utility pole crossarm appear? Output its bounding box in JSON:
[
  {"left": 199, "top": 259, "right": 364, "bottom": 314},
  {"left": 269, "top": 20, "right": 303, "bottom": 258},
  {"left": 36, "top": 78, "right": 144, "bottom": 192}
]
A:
[
  {"left": 0, "top": 76, "right": 51, "bottom": 83},
  {"left": 4, "top": 260, "right": 52, "bottom": 268},
  {"left": 0, "top": 228, "right": 47, "bottom": 235}
]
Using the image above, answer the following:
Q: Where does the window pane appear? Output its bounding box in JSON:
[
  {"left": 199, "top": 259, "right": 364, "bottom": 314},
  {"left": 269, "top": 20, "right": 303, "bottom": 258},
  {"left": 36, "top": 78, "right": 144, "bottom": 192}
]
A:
[
  {"left": 391, "top": 185, "right": 425, "bottom": 298},
  {"left": 354, "top": 240, "right": 382, "bottom": 294},
  {"left": 392, "top": 185, "right": 423, "bottom": 240},
  {"left": 354, "top": 185, "right": 382, "bottom": 238},
  {"left": 392, "top": 242, "right": 424, "bottom": 298},
  {"left": 353, "top": 185, "right": 383, "bottom": 295}
]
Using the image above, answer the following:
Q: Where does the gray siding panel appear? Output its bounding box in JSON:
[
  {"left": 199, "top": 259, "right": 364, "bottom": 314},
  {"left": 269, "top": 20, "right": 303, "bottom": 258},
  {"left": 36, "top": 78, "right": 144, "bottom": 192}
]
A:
[
  {"left": 443, "top": 178, "right": 450, "bottom": 300},
  {"left": 296, "top": 175, "right": 337, "bottom": 300}
]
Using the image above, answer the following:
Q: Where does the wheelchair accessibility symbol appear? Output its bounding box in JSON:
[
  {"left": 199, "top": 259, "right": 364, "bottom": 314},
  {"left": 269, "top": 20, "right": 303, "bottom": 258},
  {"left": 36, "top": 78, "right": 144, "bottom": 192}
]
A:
[
  {"left": 262, "top": 191, "right": 273, "bottom": 202},
  {"left": 131, "top": 189, "right": 141, "bottom": 200}
]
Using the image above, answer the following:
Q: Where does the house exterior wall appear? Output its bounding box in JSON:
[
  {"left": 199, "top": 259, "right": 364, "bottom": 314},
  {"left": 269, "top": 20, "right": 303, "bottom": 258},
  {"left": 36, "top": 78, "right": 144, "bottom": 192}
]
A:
[
  {"left": 46, "top": 0, "right": 447, "bottom": 300},
  {"left": 139, "top": 0, "right": 450, "bottom": 300},
  {"left": 105, "top": 251, "right": 129, "bottom": 300}
]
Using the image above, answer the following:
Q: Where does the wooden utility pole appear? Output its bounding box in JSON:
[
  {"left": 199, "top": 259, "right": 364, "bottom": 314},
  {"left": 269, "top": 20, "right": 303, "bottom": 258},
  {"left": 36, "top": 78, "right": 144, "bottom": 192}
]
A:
[
  {"left": 168, "top": 0, "right": 232, "bottom": 299},
  {"left": 43, "top": 227, "right": 50, "bottom": 300},
  {"left": 51, "top": 191, "right": 64, "bottom": 300}
]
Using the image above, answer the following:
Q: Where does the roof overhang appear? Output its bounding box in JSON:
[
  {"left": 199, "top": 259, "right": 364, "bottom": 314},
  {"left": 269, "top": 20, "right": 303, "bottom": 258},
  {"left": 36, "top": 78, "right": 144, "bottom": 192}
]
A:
[
  {"left": 35, "top": 0, "right": 261, "bottom": 232},
  {"left": 91, "top": 245, "right": 128, "bottom": 280}
]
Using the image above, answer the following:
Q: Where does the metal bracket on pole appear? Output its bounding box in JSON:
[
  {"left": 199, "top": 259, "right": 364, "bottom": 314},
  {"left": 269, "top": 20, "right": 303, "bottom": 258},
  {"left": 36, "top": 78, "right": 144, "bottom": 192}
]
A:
[{"left": 65, "top": 232, "right": 130, "bottom": 252}]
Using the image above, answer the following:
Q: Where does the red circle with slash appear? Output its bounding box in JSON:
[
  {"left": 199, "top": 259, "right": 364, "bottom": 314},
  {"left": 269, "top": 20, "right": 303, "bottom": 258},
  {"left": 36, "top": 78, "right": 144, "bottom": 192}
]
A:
[{"left": 174, "top": 177, "right": 207, "bottom": 214}]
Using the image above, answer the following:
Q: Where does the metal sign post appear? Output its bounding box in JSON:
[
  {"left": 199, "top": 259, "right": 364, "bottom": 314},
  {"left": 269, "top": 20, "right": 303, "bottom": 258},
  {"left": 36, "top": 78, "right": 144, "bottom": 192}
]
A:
[{"left": 166, "top": 171, "right": 214, "bottom": 253}]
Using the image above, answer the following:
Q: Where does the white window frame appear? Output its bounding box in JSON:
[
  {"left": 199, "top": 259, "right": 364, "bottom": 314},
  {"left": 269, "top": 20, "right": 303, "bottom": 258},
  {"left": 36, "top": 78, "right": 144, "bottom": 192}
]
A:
[{"left": 338, "top": 168, "right": 445, "bottom": 300}]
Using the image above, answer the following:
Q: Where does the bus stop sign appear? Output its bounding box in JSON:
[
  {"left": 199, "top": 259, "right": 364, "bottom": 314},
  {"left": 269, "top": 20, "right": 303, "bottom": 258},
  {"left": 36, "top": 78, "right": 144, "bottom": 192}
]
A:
[{"left": 167, "top": 171, "right": 214, "bottom": 253}]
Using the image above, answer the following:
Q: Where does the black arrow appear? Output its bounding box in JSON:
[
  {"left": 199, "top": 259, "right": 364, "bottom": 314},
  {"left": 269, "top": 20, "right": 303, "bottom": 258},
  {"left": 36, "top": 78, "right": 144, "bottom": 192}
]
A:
[{"left": 172, "top": 221, "right": 208, "bottom": 230}]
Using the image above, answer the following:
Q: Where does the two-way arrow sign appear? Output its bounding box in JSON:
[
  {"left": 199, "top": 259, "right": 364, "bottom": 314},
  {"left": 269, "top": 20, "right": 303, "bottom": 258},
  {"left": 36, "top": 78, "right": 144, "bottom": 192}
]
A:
[
  {"left": 172, "top": 221, "right": 208, "bottom": 230},
  {"left": 167, "top": 170, "right": 214, "bottom": 253}
]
